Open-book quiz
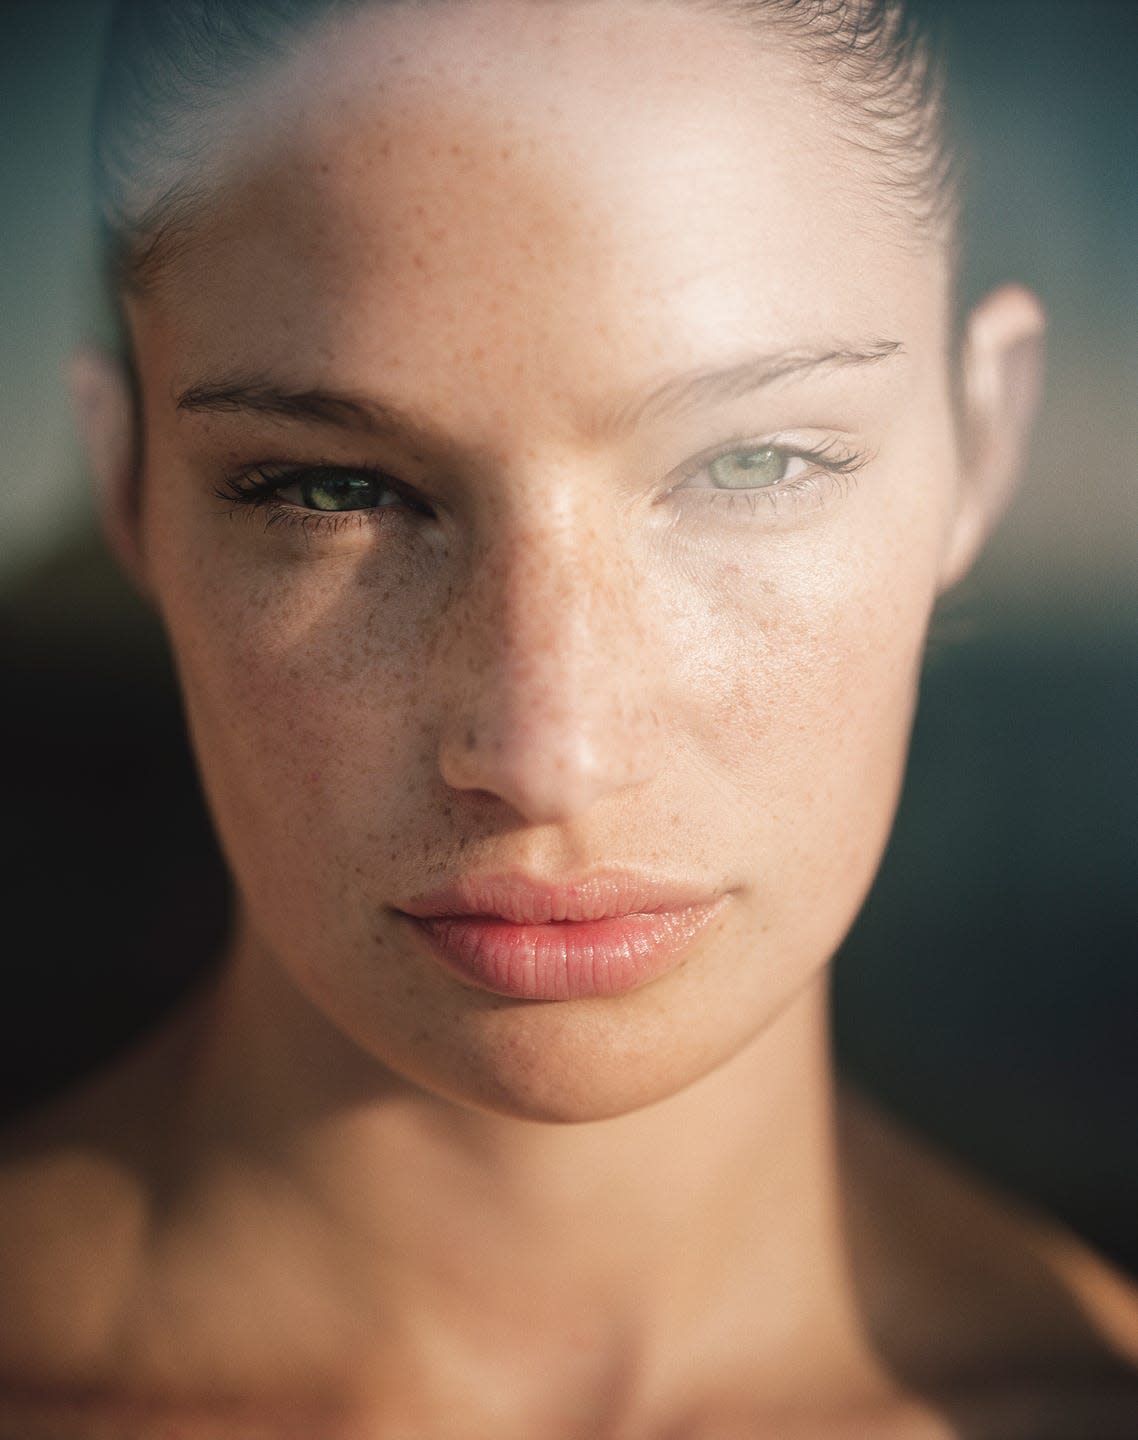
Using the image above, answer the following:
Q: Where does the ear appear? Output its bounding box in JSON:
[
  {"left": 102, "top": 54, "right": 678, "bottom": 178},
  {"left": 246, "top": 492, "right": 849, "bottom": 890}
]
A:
[
  {"left": 938, "top": 284, "right": 1046, "bottom": 593},
  {"left": 67, "top": 344, "right": 150, "bottom": 594}
]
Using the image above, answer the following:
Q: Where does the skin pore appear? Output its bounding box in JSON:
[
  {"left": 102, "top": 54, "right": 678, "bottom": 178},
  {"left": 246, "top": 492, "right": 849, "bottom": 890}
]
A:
[
  {"left": 4, "top": 1, "right": 1138, "bottom": 1436},
  {"left": 120, "top": 0, "right": 961, "bottom": 1124}
]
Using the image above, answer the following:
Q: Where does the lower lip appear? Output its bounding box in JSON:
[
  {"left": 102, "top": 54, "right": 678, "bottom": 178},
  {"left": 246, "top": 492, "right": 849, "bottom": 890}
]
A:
[{"left": 403, "top": 902, "right": 725, "bottom": 1001}]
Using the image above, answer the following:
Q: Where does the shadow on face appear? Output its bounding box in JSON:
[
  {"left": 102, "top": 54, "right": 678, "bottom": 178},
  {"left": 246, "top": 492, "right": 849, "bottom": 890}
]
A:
[
  {"left": 12, "top": 0, "right": 1124, "bottom": 1421},
  {"left": 90, "top": 0, "right": 976, "bottom": 1122}
]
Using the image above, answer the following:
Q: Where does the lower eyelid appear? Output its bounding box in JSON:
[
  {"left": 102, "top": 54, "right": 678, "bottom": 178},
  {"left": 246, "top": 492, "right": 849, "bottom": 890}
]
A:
[
  {"left": 258, "top": 503, "right": 393, "bottom": 538},
  {"left": 700, "top": 469, "right": 853, "bottom": 515}
]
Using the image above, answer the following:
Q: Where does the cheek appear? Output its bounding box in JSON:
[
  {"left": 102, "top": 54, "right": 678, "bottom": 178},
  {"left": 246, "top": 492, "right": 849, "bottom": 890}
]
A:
[
  {"left": 149, "top": 445, "right": 947, "bottom": 983},
  {"left": 137, "top": 460, "right": 950, "bottom": 1121},
  {"left": 680, "top": 481, "right": 948, "bottom": 935},
  {"left": 704, "top": 561, "right": 928, "bottom": 803},
  {"left": 150, "top": 516, "right": 446, "bottom": 931}
]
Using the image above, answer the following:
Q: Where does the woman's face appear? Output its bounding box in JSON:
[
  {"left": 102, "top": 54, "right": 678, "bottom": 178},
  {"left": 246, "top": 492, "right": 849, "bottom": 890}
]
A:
[{"left": 125, "top": 0, "right": 971, "bottom": 1121}]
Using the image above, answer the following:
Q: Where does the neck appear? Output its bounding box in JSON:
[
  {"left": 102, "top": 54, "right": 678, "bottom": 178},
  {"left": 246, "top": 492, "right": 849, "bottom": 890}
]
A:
[{"left": 170, "top": 928, "right": 877, "bottom": 1421}]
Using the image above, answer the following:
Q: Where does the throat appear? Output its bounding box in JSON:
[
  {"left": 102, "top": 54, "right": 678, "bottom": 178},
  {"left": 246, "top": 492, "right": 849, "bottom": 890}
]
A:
[{"left": 142, "top": 963, "right": 871, "bottom": 1418}]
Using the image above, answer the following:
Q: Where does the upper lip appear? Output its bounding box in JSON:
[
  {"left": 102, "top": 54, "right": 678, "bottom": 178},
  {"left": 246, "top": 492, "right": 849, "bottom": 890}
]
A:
[{"left": 395, "top": 870, "right": 723, "bottom": 925}]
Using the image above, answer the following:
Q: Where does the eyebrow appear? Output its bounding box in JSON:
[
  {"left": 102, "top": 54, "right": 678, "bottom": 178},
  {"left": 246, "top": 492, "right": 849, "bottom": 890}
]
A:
[
  {"left": 605, "top": 340, "right": 905, "bottom": 433},
  {"left": 175, "top": 377, "right": 428, "bottom": 441},
  {"left": 174, "top": 340, "right": 904, "bottom": 443}
]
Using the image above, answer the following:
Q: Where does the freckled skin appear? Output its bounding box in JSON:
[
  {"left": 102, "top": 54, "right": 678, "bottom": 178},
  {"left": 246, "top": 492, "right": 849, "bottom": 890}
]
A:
[
  {"left": 127, "top": 0, "right": 961, "bottom": 1123},
  {"left": 13, "top": 5, "right": 1138, "bottom": 1430}
]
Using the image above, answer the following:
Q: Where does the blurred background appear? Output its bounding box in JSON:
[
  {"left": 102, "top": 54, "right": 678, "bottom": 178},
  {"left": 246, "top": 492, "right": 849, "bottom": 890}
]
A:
[{"left": 1, "top": 1, "right": 1135, "bottom": 1267}]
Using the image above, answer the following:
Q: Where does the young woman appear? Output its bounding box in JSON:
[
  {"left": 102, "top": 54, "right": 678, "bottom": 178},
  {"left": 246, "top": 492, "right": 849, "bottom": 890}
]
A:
[{"left": 2, "top": 0, "right": 1136, "bottom": 1434}]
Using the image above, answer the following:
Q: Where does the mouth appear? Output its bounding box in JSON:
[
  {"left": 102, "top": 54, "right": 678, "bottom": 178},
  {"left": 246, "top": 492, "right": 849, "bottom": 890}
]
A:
[{"left": 394, "top": 870, "right": 727, "bottom": 1001}]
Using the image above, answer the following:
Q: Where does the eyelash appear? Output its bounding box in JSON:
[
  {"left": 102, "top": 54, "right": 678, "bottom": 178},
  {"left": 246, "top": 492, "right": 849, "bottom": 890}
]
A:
[
  {"left": 670, "top": 438, "right": 867, "bottom": 517},
  {"left": 214, "top": 439, "right": 868, "bottom": 536},
  {"left": 214, "top": 463, "right": 427, "bottom": 538}
]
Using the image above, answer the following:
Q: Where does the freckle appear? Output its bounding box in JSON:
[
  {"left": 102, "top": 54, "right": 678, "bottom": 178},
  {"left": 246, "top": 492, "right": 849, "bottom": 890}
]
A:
[{"left": 464, "top": 728, "right": 477, "bottom": 751}]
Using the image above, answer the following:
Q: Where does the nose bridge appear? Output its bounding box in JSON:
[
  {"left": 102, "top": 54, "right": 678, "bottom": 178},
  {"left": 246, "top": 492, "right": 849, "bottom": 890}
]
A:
[
  {"left": 437, "top": 492, "right": 661, "bottom": 822},
  {"left": 500, "top": 506, "right": 616, "bottom": 685}
]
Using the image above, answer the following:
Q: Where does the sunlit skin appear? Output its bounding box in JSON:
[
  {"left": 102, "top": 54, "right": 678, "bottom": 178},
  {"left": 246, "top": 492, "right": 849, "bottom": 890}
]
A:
[
  {"left": 133, "top": 0, "right": 959, "bottom": 1124},
  {"left": 3, "top": 2, "right": 1138, "bottom": 1437}
]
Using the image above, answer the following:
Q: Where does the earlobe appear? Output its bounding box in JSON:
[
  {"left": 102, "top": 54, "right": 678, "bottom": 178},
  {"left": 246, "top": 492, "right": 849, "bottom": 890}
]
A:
[
  {"left": 939, "top": 284, "right": 1046, "bottom": 593},
  {"left": 67, "top": 344, "right": 149, "bottom": 594}
]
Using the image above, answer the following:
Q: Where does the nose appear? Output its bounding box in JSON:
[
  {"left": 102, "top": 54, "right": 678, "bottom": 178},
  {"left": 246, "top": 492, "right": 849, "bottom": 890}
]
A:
[{"left": 436, "top": 512, "right": 665, "bottom": 825}]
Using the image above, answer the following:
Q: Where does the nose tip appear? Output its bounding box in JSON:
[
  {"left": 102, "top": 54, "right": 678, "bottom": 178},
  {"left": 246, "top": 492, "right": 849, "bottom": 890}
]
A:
[{"left": 439, "top": 690, "right": 660, "bottom": 825}]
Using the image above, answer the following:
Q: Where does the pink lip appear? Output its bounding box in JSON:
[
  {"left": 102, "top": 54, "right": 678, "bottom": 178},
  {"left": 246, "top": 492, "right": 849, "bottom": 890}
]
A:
[{"left": 395, "top": 871, "right": 726, "bottom": 1001}]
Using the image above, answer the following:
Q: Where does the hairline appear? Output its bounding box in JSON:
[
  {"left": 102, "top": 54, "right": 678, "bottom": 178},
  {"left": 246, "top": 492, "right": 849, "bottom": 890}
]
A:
[{"left": 98, "top": 0, "right": 959, "bottom": 307}]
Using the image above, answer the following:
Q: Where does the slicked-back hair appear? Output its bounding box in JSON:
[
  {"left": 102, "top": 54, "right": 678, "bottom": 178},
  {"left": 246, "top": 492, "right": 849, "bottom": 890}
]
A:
[{"left": 93, "top": 0, "right": 958, "bottom": 305}]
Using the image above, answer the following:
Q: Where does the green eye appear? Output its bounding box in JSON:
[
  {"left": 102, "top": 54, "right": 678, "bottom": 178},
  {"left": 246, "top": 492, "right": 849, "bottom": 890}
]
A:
[
  {"left": 706, "top": 448, "right": 789, "bottom": 490},
  {"left": 299, "top": 469, "right": 390, "bottom": 511}
]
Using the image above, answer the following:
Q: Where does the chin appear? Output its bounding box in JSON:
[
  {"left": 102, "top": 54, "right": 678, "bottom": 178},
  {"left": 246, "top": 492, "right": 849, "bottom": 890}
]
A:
[
  {"left": 357, "top": 985, "right": 774, "bottom": 1126},
  {"left": 429, "top": 1061, "right": 709, "bottom": 1127}
]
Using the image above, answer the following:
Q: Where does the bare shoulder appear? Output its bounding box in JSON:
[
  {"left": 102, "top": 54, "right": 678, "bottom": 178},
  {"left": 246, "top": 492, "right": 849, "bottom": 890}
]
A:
[
  {"left": 0, "top": 1127, "right": 145, "bottom": 1438},
  {"left": 0, "top": 1021, "right": 215, "bottom": 1439},
  {"left": 838, "top": 1085, "right": 1138, "bottom": 1435},
  {"left": 0, "top": 1001, "right": 359, "bottom": 1440},
  {"left": 0, "top": 996, "right": 209, "bottom": 1399},
  {"left": 0, "top": 1086, "right": 153, "bottom": 1395}
]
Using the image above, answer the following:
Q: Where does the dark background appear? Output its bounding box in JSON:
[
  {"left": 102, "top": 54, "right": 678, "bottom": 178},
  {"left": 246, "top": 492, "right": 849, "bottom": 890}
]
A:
[{"left": 1, "top": 1, "right": 1135, "bottom": 1270}]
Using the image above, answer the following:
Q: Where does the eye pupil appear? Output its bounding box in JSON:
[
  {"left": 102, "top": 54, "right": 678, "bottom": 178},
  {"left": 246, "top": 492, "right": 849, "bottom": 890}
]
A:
[
  {"left": 301, "top": 470, "right": 382, "bottom": 511},
  {"left": 707, "top": 448, "right": 786, "bottom": 490}
]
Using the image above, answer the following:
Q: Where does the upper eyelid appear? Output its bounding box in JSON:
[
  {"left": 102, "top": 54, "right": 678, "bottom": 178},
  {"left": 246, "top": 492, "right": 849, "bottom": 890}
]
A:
[
  {"left": 217, "top": 436, "right": 867, "bottom": 509},
  {"left": 669, "top": 435, "right": 866, "bottom": 485},
  {"left": 219, "top": 459, "right": 404, "bottom": 499},
  {"left": 273, "top": 464, "right": 396, "bottom": 493},
  {"left": 245, "top": 459, "right": 396, "bottom": 484}
]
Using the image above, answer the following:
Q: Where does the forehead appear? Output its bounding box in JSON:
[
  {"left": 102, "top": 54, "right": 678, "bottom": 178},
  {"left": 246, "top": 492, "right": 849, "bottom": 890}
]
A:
[{"left": 132, "top": 0, "right": 947, "bottom": 418}]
